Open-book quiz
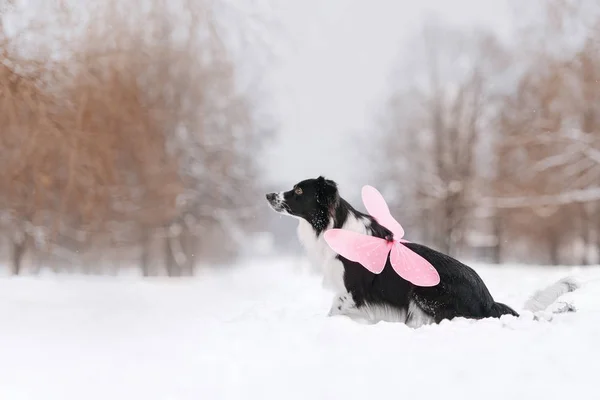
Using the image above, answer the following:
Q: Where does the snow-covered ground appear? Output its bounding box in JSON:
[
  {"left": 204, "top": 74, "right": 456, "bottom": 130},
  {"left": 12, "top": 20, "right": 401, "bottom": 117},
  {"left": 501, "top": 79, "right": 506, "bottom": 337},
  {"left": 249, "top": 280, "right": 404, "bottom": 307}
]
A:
[{"left": 1, "top": 257, "right": 599, "bottom": 400}]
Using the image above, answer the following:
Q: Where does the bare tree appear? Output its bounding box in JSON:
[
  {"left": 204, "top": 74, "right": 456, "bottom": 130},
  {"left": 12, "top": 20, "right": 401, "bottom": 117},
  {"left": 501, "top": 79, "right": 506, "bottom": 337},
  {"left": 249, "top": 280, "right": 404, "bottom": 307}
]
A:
[
  {"left": 377, "top": 21, "right": 510, "bottom": 257},
  {"left": 0, "top": 0, "right": 272, "bottom": 275},
  {"left": 373, "top": 1, "right": 600, "bottom": 265},
  {"left": 487, "top": 0, "right": 600, "bottom": 264}
]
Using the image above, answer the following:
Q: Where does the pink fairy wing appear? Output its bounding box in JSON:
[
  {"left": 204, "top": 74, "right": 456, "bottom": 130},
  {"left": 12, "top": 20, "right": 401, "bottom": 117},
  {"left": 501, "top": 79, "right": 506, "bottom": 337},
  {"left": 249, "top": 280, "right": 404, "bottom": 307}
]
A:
[
  {"left": 389, "top": 242, "right": 440, "bottom": 287},
  {"left": 361, "top": 185, "right": 405, "bottom": 240},
  {"left": 323, "top": 229, "right": 391, "bottom": 274}
]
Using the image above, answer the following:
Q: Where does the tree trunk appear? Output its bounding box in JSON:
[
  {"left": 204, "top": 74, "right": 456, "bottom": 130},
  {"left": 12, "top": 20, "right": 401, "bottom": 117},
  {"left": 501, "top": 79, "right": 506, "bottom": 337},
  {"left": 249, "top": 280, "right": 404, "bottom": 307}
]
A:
[
  {"left": 491, "top": 213, "right": 503, "bottom": 264},
  {"left": 596, "top": 202, "right": 600, "bottom": 262},
  {"left": 549, "top": 233, "right": 560, "bottom": 266},
  {"left": 164, "top": 235, "right": 181, "bottom": 277},
  {"left": 597, "top": 225, "right": 600, "bottom": 264},
  {"left": 442, "top": 194, "right": 460, "bottom": 257},
  {"left": 580, "top": 213, "right": 590, "bottom": 266},
  {"left": 181, "top": 227, "right": 196, "bottom": 276},
  {"left": 140, "top": 230, "right": 151, "bottom": 277},
  {"left": 11, "top": 237, "right": 28, "bottom": 275}
]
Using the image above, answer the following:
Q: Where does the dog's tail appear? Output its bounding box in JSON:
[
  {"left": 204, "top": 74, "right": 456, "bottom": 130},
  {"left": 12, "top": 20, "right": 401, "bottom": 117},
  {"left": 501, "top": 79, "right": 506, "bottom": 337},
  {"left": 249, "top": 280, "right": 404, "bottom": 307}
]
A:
[
  {"left": 491, "top": 301, "right": 519, "bottom": 317},
  {"left": 522, "top": 276, "right": 580, "bottom": 313}
]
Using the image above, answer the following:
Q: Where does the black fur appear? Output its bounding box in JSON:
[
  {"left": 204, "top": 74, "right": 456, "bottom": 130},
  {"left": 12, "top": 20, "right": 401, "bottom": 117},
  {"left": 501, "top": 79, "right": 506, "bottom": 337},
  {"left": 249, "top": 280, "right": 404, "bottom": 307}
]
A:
[{"left": 266, "top": 176, "right": 519, "bottom": 323}]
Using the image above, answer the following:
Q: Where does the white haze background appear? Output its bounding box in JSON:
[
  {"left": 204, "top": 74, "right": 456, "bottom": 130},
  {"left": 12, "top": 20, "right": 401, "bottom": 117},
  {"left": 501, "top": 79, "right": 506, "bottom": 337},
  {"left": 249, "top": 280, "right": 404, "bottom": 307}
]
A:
[{"left": 261, "top": 0, "right": 514, "bottom": 193}]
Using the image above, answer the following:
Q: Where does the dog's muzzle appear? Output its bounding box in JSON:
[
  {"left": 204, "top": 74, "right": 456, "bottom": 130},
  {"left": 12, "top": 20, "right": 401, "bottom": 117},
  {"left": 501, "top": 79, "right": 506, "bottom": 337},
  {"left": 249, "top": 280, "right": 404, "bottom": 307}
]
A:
[{"left": 266, "top": 192, "right": 285, "bottom": 212}]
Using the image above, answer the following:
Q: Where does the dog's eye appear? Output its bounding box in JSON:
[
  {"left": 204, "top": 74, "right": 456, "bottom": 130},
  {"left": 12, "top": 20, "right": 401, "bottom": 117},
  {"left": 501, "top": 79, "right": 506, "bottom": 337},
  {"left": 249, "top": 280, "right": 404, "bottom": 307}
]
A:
[{"left": 294, "top": 187, "right": 303, "bottom": 195}]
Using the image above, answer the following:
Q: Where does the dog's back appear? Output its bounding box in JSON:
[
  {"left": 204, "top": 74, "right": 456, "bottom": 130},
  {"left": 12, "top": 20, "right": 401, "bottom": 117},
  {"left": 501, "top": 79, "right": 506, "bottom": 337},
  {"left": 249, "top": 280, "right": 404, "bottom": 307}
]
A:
[
  {"left": 407, "top": 242, "right": 519, "bottom": 321},
  {"left": 342, "top": 239, "right": 519, "bottom": 324}
]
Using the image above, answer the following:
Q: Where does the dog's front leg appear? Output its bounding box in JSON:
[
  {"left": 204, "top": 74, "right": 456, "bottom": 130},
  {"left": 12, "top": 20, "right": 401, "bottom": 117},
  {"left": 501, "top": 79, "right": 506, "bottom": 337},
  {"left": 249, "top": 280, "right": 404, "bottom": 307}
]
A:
[
  {"left": 327, "top": 292, "right": 377, "bottom": 324},
  {"left": 328, "top": 292, "right": 357, "bottom": 316},
  {"left": 328, "top": 292, "right": 410, "bottom": 325}
]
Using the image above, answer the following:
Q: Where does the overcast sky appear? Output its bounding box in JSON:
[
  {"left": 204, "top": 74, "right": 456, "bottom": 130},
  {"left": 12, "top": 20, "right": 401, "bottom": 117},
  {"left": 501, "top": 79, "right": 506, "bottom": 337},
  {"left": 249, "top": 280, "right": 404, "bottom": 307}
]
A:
[{"left": 259, "top": 0, "right": 515, "bottom": 198}]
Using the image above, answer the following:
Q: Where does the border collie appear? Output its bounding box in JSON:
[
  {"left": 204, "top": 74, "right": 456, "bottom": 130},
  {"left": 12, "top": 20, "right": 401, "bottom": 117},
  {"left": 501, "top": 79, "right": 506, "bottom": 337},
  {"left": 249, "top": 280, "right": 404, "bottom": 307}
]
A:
[{"left": 266, "top": 176, "right": 579, "bottom": 328}]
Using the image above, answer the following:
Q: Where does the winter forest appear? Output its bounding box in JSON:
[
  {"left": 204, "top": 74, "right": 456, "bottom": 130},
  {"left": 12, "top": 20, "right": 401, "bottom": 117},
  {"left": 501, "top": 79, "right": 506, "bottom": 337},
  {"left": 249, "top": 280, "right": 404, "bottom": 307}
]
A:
[{"left": 1, "top": 0, "right": 599, "bottom": 276}]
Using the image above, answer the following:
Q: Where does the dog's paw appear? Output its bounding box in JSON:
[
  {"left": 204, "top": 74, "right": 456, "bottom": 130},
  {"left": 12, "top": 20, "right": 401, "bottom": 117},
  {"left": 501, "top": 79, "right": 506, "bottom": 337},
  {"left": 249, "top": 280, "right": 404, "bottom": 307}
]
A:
[{"left": 328, "top": 292, "right": 357, "bottom": 317}]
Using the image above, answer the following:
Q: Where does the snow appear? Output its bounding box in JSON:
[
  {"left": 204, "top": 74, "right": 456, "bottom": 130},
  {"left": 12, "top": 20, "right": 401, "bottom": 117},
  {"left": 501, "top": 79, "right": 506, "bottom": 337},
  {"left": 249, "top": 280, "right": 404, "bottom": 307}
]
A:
[{"left": 0, "top": 257, "right": 599, "bottom": 400}]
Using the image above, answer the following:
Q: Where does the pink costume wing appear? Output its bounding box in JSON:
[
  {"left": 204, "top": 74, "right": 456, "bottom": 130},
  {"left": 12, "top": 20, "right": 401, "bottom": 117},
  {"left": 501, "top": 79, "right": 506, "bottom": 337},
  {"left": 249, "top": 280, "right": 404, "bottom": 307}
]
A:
[
  {"left": 361, "top": 185, "right": 405, "bottom": 240},
  {"left": 389, "top": 242, "right": 440, "bottom": 287},
  {"left": 323, "top": 229, "right": 391, "bottom": 274}
]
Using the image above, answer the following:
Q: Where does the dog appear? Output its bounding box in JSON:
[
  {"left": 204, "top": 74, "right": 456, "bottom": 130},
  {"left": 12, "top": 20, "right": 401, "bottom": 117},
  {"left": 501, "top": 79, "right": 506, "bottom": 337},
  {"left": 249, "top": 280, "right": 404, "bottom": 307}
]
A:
[{"left": 266, "top": 176, "right": 579, "bottom": 327}]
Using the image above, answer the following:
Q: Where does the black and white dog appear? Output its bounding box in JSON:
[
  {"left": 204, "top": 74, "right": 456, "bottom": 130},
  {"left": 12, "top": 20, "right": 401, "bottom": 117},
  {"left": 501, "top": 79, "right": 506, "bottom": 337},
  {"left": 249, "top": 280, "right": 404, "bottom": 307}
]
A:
[{"left": 266, "top": 176, "right": 579, "bottom": 328}]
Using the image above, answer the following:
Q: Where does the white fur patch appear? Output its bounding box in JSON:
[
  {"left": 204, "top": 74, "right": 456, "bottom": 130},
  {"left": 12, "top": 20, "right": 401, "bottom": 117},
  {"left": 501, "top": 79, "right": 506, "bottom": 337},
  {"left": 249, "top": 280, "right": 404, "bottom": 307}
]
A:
[
  {"left": 296, "top": 213, "right": 370, "bottom": 294},
  {"left": 329, "top": 292, "right": 407, "bottom": 324},
  {"left": 270, "top": 192, "right": 285, "bottom": 210},
  {"left": 328, "top": 292, "right": 434, "bottom": 328},
  {"left": 405, "top": 301, "right": 435, "bottom": 328}
]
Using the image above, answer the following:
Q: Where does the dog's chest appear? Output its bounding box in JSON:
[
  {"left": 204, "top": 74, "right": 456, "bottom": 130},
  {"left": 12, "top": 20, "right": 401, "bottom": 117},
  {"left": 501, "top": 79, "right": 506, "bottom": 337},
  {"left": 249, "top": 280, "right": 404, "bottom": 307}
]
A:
[{"left": 296, "top": 215, "right": 370, "bottom": 294}]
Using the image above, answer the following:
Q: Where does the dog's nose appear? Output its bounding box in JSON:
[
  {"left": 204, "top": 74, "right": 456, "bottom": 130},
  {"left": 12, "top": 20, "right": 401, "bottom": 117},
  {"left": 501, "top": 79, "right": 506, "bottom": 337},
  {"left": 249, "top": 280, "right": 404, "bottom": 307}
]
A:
[{"left": 266, "top": 193, "right": 276, "bottom": 202}]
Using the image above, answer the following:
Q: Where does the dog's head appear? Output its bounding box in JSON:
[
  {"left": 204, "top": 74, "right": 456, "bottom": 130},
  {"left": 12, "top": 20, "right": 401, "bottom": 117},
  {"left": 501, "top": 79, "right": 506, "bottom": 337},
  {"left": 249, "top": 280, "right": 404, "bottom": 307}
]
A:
[{"left": 265, "top": 176, "right": 340, "bottom": 231}]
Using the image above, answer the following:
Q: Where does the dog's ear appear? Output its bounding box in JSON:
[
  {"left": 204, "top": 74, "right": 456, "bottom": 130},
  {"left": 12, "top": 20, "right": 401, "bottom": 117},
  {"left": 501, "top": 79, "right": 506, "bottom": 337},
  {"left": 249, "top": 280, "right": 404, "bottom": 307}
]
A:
[{"left": 315, "top": 176, "right": 339, "bottom": 208}]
